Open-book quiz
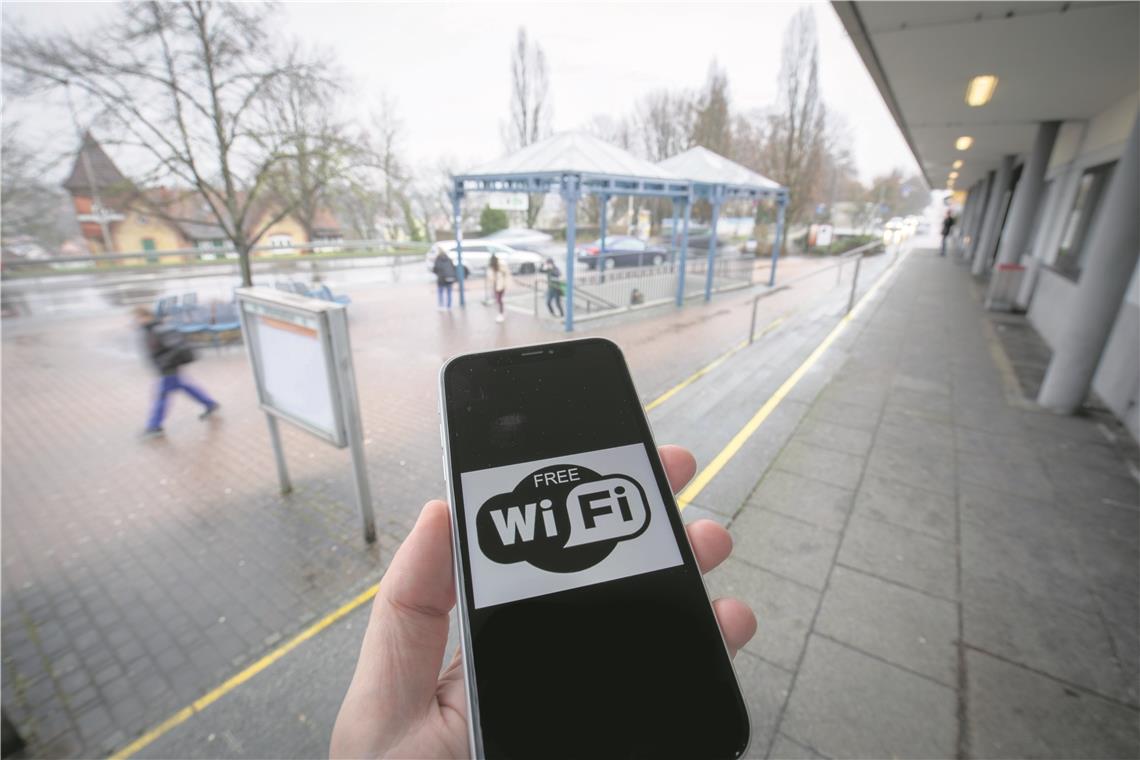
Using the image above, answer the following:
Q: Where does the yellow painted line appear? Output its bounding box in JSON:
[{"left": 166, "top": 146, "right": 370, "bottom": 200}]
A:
[
  {"left": 644, "top": 316, "right": 788, "bottom": 414},
  {"left": 645, "top": 339, "right": 748, "bottom": 412},
  {"left": 678, "top": 251, "right": 906, "bottom": 510},
  {"left": 112, "top": 582, "right": 381, "bottom": 759}
]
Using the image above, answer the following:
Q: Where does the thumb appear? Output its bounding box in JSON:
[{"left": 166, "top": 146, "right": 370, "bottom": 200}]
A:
[{"left": 346, "top": 501, "right": 456, "bottom": 723}]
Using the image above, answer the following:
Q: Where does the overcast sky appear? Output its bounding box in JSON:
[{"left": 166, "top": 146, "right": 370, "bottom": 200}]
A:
[{"left": 3, "top": 1, "right": 921, "bottom": 185}]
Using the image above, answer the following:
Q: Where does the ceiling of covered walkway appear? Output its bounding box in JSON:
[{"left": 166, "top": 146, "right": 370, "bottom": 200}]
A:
[{"left": 833, "top": 1, "right": 1140, "bottom": 188}]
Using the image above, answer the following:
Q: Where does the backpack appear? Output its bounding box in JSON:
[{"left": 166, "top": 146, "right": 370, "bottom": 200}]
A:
[{"left": 153, "top": 324, "right": 196, "bottom": 372}]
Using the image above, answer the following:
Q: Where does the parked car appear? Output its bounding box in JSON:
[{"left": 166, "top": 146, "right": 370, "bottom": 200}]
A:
[
  {"left": 483, "top": 227, "right": 554, "bottom": 249},
  {"left": 424, "top": 240, "right": 543, "bottom": 276},
  {"left": 576, "top": 236, "right": 670, "bottom": 270}
]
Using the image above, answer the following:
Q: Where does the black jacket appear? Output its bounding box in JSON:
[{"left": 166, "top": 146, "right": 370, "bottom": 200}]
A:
[{"left": 433, "top": 253, "right": 458, "bottom": 285}]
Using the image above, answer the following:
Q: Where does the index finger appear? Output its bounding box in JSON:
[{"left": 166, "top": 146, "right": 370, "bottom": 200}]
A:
[{"left": 658, "top": 445, "right": 696, "bottom": 493}]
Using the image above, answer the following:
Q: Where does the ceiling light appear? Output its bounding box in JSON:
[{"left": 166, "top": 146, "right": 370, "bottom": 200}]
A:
[
  {"left": 955, "top": 136, "right": 974, "bottom": 151},
  {"left": 965, "top": 75, "right": 999, "bottom": 107},
  {"left": 949, "top": 171, "right": 959, "bottom": 179},
  {"left": 952, "top": 159, "right": 963, "bottom": 169}
]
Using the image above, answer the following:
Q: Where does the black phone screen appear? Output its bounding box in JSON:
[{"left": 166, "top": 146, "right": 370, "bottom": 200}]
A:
[{"left": 442, "top": 338, "right": 749, "bottom": 759}]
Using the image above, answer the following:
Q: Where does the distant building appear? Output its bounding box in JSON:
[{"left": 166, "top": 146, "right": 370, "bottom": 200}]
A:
[{"left": 62, "top": 134, "right": 342, "bottom": 256}]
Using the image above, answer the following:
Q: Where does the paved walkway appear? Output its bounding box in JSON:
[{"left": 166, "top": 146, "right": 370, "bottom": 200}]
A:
[
  {"left": 5, "top": 246, "right": 1137, "bottom": 758},
  {"left": 702, "top": 250, "right": 1140, "bottom": 758}
]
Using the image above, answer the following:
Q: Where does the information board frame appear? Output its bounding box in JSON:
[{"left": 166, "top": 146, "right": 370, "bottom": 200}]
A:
[
  {"left": 236, "top": 287, "right": 376, "bottom": 543},
  {"left": 238, "top": 290, "right": 347, "bottom": 447}
]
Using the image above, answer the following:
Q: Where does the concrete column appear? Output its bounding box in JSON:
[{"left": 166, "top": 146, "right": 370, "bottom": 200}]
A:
[
  {"left": 973, "top": 155, "right": 1015, "bottom": 275},
  {"left": 966, "top": 173, "right": 993, "bottom": 262},
  {"left": 956, "top": 184, "right": 978, "bottom": 256},
  {"left": 996, "top": 122, "right": 1060, "bottom": 266},
  {"left": 1038, "top": 112, "right": 1140, "bottom": 413}
]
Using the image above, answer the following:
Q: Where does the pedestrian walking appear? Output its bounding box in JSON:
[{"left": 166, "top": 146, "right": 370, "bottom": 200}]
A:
[
  {"left": 432, "top": 248, "right": 457, "bottom": 311},
  {"left": 489, "top": 254, "right": 508, "bottom": 323},
  {"left": 940, "top": 210, "right": 956, "bottom": 257},
  {"left": 135, "top": 306, "right": 219, "bottom": 438},
  {"left": 539, "top": 257, "right": 564, "bottom": 317}
]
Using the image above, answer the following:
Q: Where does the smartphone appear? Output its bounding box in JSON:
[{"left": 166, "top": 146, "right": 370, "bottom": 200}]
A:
[{"left": 439, "top": 337, "right": 750, "bottom": 759}]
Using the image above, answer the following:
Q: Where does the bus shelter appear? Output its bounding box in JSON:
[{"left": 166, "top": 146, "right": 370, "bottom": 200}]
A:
[
  {"left": 657, "top": 146, "right": 788, "bottom": 296},
  {"left": 452, "top": 132, "right": 692, "bottom": 331}
]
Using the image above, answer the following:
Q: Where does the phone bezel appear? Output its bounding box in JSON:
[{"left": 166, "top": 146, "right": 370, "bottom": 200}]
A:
[{"left": 437, "top": 336, "right": 750, "bottom": 759}]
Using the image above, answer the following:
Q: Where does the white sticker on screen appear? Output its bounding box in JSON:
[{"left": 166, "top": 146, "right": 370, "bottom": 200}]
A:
[{"left": 460, "top": 443, "right": 684, "bottom": 609}]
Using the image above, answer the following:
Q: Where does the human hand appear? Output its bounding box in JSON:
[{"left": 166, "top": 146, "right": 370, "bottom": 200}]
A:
[{"left": 330, "top": 444, "right": 757, "bottom": 759}]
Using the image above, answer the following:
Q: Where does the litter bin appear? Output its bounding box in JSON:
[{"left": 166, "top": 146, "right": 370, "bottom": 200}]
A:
[{"left": 985, "top": 263, "right": 1026, "bottom": 311}]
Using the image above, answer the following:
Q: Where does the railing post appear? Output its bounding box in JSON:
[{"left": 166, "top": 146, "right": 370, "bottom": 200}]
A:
[
  {"left": 675, "top": 194, "right": 692, "bottom": 306},
  {"left": 452, "top": 186, "right": 465, "bottom": 307},
  {"left": 704, "top": 191, "right": 720, "bottom": 301},
  {"left": 748, "top": 296, "right": 760, "bottom": 345},
  {"left": 769, "top": 193, "right": 787, "bottom": 287},
  {"left": 534, "top": 277, "right": 539, "bottom": 317},
  {"left": 847, "top": 254, "right": 863, "bottom": 314},
  {"left": 563, "top": 175, "right": 580, "bottom": 332}
]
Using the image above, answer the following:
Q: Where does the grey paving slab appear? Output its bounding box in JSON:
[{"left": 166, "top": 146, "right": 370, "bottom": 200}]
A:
[
  {"left": 767, "top": 734, "right": 828, "bottom": 759},
  {"left": 731, "top": 508, "right": 841, "bottom": 590},
  {"left": 733, "top": 651, "right": 793, "bottom": 760},
  {"left": 1049, "top": 462, "right": 1140, "bottom": 510},
  {"left": 891, "top": 372, "right": 950, "bottom": 396},
  {"left": 787, "top": 418, "right": 874, "bottom": 457},
  {"left": 802, "top": 398, "right": 881, "bottom": 432},
  {"left": 967, "top": 649, "right": 1140, "bottom": 759},
  {"left": 958, "top": 481, "right": 1074, "bottom": 551},
  {"left": 837, "top": 515, "right": 958, "bottom": 600},
  {"left": 963, "top": 576, "right": 1128, "bottom": 701},
  {"left": 780, "top": 635, "right": 957, "bottom": 760},
  {"left": 704, "top": 558, "right": 819, "bottom": 671},
  {"left": 1100, "top": 587, "right": 1140, "bottom": 706},
  {"left": 884, "top": 387, "right": 954, "bottom": 425},
  {"left": 853, "top": 473, "right": 956, "bottom": 541},
  {"left": 960, "top": 523, "right": 1094, "bottom": 613},
  {"left": 772, "top": 440, "right": 866, "bottom": 491},
  {"left": 876, "top": 412, "right": 956, "bottom": 455},
  {"left": 864, "top": 438, "right": 956, "bottom": 495},
  {"left": 747, "top": 469, "right": 854, "bottom": 532},
  {"left": 816, "top": 566, "right": 959, "bottom": 687},
  {"left": 957, "top": 449, "right": 1055, "bottom": 501}
]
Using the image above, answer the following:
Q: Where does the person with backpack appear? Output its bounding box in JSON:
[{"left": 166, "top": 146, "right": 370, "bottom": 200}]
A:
[
  {"left": 136, "top": 306, "right": 219, "bottom": 438},
  {"left": 489, "top": 254, "right": 508, "bottom": 323},
  {"left": 539, "top": 257, "right": 564, "bottom": 318},
  {"left": 432, "top": 248, "right": 458, "bottom": 311}
]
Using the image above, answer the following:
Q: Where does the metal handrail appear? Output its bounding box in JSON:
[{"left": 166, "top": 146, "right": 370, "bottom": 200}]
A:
[
  {"left": 1, "top": 238, "right": 430, "bottom": 268},
  {"left": 748, "top": 240, "right": 885, "bottom": 344}
]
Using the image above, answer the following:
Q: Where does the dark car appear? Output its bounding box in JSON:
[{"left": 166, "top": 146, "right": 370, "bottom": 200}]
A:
[{"left": 577, "top": 235, "right": 671, "bottom": 270}]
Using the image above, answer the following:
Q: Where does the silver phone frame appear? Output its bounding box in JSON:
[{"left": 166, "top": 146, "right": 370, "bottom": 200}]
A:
[{"left": 437, "top": 336, "right": 751, "bottom": 759}]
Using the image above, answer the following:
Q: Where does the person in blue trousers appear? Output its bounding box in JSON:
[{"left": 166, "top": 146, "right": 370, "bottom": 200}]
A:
[{"left": 136, "top": 306, "right": 219, "bottom": 438}]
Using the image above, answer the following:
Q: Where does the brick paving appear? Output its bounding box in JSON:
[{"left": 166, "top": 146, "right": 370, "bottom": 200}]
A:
[{"left": 1, "top": 254, "right": 840, "bottom": 757}]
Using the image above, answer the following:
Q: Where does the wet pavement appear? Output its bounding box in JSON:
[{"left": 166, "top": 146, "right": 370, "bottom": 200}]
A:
[
  {"left": 5, "top": 245, "right": 1136, "bottom": 759},
  {"left": 1, "top": 252, "right": 847, "bottom": 757}
]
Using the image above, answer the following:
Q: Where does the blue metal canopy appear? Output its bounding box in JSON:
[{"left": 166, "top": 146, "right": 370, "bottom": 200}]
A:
[
  {"left": 657, "top": 146, "right": 789, "bottom": 290},
  {"left": 449, "top": 134, "right": 790, "bottom": 330}
]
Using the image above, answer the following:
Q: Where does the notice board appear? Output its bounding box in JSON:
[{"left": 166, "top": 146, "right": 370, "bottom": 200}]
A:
[{"left": 238, "top": 290, "right": 347, "bottom": 447}]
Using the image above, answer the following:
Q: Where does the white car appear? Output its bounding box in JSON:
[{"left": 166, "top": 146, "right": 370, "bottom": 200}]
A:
[
  {"left": 424, "top": 240, "right": 543, "bottom": 276},
  {"left": 483, "top": 227, "right": 554, "bottom": 249}
]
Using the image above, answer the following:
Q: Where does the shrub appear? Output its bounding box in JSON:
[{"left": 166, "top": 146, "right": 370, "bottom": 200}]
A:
[{"left": 479, "top": 206, "right": 509, "bottom": 236}]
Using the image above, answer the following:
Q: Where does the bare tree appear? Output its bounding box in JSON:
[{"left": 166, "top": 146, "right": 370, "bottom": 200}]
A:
[
  {"left": 635, "top": 89, "right": 695, "bottom": 161},
  {"left": 505, "top": 27, "right": 550, "bottom": 228},
  {"left": 764, "top": 8, "right": 829, "bottom": 239},
  {"left": 4, "top": 1, "right": 343, "bottom": 285},
  {"left": 1, "top": 124, "right": 71, "bottom": 248},
  {"left": 264, "top": 66, "right": 363, "bottom": 244}
]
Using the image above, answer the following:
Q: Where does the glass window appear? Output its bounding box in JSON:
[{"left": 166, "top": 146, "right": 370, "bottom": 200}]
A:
[{"left": 1054, "top": 161, "right": 1116, "bottom": 280}]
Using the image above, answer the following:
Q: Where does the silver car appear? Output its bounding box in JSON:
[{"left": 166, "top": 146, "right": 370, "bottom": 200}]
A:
[{"left": 424, "top": 240, "right": 543, "bottom": 276}]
